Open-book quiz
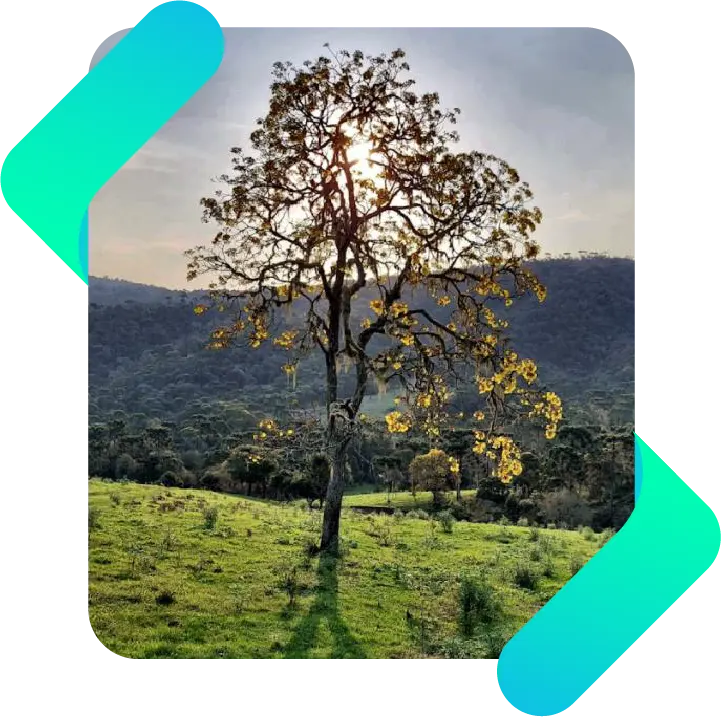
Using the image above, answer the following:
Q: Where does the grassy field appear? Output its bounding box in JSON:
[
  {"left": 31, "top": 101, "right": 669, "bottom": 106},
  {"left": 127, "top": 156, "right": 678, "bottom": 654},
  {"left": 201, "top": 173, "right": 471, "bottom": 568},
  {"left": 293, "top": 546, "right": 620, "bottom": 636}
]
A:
[
  {"left": 344, "top": 489, "right": 477, "bottom": 510},
  {"left": 89, "top": 479, "right": 602, "bottom": 659}
]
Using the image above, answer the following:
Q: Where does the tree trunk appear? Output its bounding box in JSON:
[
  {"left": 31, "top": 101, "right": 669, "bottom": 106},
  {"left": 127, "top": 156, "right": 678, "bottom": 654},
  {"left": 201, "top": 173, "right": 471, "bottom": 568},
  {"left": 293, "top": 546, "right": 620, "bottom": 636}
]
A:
[{"left": 321, "top": 443, "right": 347, "bottom": 550}]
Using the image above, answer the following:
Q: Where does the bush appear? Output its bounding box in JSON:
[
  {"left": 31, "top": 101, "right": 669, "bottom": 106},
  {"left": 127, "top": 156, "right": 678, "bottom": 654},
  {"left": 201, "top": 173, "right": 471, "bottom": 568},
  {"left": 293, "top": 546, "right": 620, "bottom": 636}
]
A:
[
  {"left": 580, "top": 526, "right": 595, "bottom": 541},
  {"left": 450, "top": 502, "right": 471, "bottom": 521},
  {"left": 539, "top": 489, "right": 593, "bottom": 529},
  {"left": 437, "top": 510, "right": 456, "bottom": 534},
  {"left": 498, "top": 516, "right": 510, "bottom": 526},
  {"left": 599, "top": 527, "right": 616, "bottom": 546},
  {"left": 483, "top": 627, "right": 513, "bottom": 659},
  {"left": 160, "top": 471, "right": 182, "bottom": 487},
  {"left": 528, "top": 525, "right": 540, "bottom": 541},
  {"left": 546, "top": 522, "right": 557, "bottom": 530},
  {"left": 512, "top": 561, "right": 539, "bottom": 590},
  {"left": 202, "top": 505, "right": 219, "bottom": 530},
  {"left": 368, "top": 516, "right": 394, "bottom": 546},
  {"left": 569, "top": 555, "right": 585, "bottom": 576},
  {"left": 200, "top": 472, "right": 222, "bottom": 492},
  {"left": 458, "top": 574, "right": 499, "bottom": 636},
  {"left": 517, "top": 517, "right": 529, "bottom": 527}
]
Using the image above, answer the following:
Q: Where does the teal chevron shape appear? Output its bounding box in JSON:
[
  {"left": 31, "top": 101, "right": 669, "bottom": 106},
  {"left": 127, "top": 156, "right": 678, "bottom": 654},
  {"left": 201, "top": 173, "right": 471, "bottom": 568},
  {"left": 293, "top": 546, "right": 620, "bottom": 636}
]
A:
[
  {"left": 497, "top": 435, "right": 720, "bottom": 715},
  {"left": 0, "top": 1, "right": 224, "bottom": 283}
]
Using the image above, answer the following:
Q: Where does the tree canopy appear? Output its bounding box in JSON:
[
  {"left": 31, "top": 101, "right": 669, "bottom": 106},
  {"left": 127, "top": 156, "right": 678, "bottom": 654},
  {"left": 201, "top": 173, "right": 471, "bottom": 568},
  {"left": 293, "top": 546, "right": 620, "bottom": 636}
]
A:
[{"left": 186, "top": 47, "right": 563, "bottom": 548}]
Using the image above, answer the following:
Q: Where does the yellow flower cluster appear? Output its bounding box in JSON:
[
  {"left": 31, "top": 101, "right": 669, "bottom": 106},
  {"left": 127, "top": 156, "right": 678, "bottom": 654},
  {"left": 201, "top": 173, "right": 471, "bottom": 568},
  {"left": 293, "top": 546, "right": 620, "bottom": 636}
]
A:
[
  {"left": 477, "top": 377, "right": 494, "bottom": 394},
  {"left": 472, "top": 430, "right": 486, "bottom": 454},
  {"left": 385, "top": 411, "right": 412, "bottom": 433},
  {"left": 247, "top": 313, "right": 269, "bottom": 348},
  {"left": 448, "top": 456, "right": 460, "bottom": 474},
  {"left": 390, "top": 302, "right": 409, "bottom": 318},
  {"left": 416, "top": 393, "right": 432, "bottom": 409},
  {"left": 530, "top": 391, "right": 563, "bottom": 439},
  {"left": 437, "top": 295, "right": 451, "bottom": 307},
  {"left": 369, "top": 299, "right": 385, "bottom": 315},
  {"left": 517, "top": 359, "right": 538, "bottom": 384},
  {"left": 273, "top": 330, "right": 297, "bottom": 350},
  {"left": 490, "top": 435, "right": 523, "bottom": 482}
]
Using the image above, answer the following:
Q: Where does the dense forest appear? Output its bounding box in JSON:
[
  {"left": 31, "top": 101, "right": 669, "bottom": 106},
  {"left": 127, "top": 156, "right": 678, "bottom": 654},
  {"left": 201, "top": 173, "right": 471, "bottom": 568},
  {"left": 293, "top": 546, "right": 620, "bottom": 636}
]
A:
[{"left": 89, "top": 256, "right": 634, "bottom": 531}]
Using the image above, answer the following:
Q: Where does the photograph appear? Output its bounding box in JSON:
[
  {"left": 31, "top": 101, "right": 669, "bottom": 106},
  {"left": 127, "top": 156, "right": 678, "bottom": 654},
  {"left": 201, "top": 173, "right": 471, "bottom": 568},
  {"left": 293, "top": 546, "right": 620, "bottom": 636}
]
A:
[{"left": 88, "top": 27, "right": 634, "bottom": 659}]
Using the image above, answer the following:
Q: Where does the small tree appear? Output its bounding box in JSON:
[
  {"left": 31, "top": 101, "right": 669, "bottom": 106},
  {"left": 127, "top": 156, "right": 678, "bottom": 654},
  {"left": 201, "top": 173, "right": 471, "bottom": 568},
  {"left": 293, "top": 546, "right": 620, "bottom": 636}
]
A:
[
  {"left": 409, "top": 449, "right": 458, "bottom": 507},
  {"left": 187, "top": 47, "right": 562, "bottom": 550}
]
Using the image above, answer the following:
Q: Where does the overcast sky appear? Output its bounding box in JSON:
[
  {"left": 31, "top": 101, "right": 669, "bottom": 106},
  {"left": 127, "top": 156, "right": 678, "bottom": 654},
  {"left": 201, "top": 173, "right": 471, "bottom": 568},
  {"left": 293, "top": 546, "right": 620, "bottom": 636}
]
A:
[{"left": 89, "top": 28, "right": 634, "bottom": 289}]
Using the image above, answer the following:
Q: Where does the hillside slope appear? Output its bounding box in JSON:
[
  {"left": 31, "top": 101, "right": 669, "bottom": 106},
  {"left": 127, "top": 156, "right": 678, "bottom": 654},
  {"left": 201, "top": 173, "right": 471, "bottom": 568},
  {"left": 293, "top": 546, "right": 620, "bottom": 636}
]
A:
[{"left": 89, "top": 257, "right": 634, "bottom": 424}]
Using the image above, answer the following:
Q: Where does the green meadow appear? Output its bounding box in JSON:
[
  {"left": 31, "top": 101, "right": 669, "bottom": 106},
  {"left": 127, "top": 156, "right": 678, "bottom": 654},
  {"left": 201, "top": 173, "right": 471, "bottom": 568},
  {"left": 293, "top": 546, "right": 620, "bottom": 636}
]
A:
[{"left": 89, "top": 479, "right": 603, "bottom": 659}]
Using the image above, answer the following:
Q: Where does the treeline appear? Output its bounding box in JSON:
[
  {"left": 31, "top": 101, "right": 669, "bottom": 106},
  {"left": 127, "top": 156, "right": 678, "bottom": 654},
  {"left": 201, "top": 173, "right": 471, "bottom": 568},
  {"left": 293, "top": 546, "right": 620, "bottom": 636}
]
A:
[
  {"left": 89, "top": 257, "right": 635, "bottom": 428},
  {"left": 88, "top": 413, "right": 634, "bottom": 531}
]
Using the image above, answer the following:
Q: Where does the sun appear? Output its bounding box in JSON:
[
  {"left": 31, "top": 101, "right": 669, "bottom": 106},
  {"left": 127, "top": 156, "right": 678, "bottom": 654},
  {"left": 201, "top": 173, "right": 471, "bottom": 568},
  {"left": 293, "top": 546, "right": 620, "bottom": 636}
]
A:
[{"left": 346, "top": 140, "right": 382, "bottom": 181}]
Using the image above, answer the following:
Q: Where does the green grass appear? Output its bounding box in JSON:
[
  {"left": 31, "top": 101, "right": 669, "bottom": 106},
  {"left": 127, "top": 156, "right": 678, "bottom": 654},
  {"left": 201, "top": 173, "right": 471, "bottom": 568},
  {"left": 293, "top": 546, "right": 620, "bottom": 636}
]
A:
[
  {"left": 344, "top": 489, "right": 477, "bottom": 510},
  {"left": 89, "top": 479, "right": 600, "bottom": 659}
]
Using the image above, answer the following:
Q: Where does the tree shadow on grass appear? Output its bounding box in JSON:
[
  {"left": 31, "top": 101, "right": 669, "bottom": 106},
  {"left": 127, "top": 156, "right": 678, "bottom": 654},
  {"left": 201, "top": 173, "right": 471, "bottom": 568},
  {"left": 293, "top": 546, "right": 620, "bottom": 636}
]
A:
[{"left": 283, "top": 552, "right": 366, "bottom": 658}]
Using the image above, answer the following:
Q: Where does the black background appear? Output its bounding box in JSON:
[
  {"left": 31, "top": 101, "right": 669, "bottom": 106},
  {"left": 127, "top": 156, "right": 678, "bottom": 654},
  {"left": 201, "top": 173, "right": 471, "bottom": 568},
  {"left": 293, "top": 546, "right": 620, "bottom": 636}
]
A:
[{"left": 0, "top": 11, "right": 719, "bottom": 715}]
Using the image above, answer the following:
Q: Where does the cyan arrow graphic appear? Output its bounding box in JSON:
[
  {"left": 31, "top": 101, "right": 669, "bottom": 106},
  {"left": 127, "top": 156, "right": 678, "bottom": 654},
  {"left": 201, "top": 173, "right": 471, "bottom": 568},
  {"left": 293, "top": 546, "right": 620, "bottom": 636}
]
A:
[
  {"left": 498, "top": 435, "right": 719, "bottom": 715},
  {"left": 1, "top": 1, "right": 224, "bottom": 282}
]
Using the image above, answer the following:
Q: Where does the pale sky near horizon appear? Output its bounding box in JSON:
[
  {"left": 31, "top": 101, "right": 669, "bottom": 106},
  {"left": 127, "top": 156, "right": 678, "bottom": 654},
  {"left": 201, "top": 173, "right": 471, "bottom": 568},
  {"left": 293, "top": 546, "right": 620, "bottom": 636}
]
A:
[{"left": 89, "top": 28, "right": 634, "bottom": 289}]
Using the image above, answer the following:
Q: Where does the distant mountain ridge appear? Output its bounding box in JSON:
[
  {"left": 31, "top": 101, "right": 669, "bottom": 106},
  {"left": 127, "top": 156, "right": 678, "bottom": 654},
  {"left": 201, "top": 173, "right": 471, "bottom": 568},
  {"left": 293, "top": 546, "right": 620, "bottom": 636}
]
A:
[
  {"left": 89, "top": 276, "right": 206, "bottom": 305},
  {"left": 89, "top": 257, "right": 634, "bottom": 426}
]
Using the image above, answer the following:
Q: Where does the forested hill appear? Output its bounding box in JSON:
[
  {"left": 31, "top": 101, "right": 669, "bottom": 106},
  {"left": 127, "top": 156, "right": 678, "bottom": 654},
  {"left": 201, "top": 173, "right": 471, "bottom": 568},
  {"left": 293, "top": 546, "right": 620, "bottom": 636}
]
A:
[
  {"left": 89, "top": 276, "right": 205, "bottom": 305},
  {"left": 89, "top": 257, "right": 634, "bottom": 426}
]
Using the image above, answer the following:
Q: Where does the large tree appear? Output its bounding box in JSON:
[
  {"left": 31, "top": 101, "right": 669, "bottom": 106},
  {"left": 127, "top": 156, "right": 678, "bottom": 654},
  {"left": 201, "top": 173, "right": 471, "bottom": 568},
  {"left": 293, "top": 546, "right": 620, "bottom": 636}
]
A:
[{"left": 187, "top": 47, "right": 562, "bottom": 549}]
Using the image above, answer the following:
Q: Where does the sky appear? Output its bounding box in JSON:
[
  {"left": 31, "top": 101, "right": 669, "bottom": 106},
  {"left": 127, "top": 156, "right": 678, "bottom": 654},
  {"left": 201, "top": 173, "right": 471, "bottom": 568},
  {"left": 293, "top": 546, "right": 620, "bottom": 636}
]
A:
[{"left": 89, "top": 28, "right": 634, "bottom": 289}]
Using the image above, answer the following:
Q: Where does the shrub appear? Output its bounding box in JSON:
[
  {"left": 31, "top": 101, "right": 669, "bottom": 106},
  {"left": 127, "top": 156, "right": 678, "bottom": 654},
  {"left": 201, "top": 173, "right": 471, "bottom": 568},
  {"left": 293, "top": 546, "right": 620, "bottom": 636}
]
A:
[
  {"left": 538, "top": 534, "right": 555, "bottom": 555},
  {"left": 450, "top": 502, "right": 471, "bottom": 521},
  {"left": 512, "top": 561, "right": 539, "bottom": 590},
  {"left": 89, "top": 506, "right": 100, "bottom": 529},
  {"left": 200, "top": 472, "right": 222, "bottom": 492},
  {"left": 546, "top": 522, "right": 557, "bottom": 530},
  {"left": 528, "top": 546, "right": 543, "bottom": 562},
  {"left": 517, "top": 517, "right": 529, "bottom": 527},
  {"left": 599, "top": 527, "right": 616, "bottom": 546},
  {"left": 437, "top": 510, "right": 456, "bottom": 534},
  {"left": 483, "top": 627, "right": 513, "bottom": 659},
  {"left": 160, "top": 471, "right": 182, "bottom": 487},
  {"left": 202, "top": 505, "right": 219, "bottom": 530},
  {"left": 498, "top": 515, "right": 510, "bottom": 526},
  {"left": 569, "top": 555, "right": 585, "bottom": 576},
  {"left": 368, "top": 516, "right": 394, "bottom": 547},
  {"left": 580, "top": 526, "right": 595, "bottom": 541},
  {"left": 159, "top": 529, "right": 178, "bottom": 553},
  {"left": 278, "top": 566, "right": 300, "bottom": 607},
  {"left": 458, "top": 574, "right": 499, "bottom": 636},
  {"left": 109, "top": 493, "right": 121, "bottom": 506},
  {"left": 528, "top": 525, "right": 540, "bottom": 542},
  {"left": 539, "top": 489, "right": 593, "bottom": 529}
]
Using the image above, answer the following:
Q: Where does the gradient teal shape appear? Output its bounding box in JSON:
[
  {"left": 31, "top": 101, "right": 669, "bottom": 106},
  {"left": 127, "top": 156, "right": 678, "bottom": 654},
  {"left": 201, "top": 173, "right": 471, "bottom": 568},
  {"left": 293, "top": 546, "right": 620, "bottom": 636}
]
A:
[
  {"left": 1, "top": 1, "right": 224, "bottom": 283},
  {"left": 497, "top": 435, "right": 720, "bottom": 715}
]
